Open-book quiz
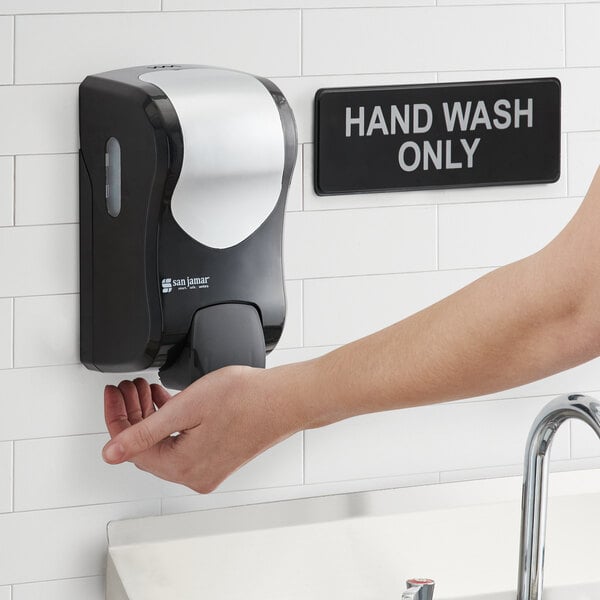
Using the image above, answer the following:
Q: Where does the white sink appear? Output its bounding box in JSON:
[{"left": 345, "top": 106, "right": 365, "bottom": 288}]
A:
[
  {"left": 451, "top": 582, "right": 600, "bottom": 599},
  {"left": 106, "top": 469, "right": 600, "bottom": 600}
]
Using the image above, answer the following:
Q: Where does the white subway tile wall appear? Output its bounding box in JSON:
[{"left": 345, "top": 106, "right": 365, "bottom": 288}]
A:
[
  {"left": 0, "top": 365, "right": 160, "bottom": 441},
  {"left": 568, "top": 132, "right": 600, "bottom": 197},
  {"left": 0, "top": 442, "right": 12, "bottom": 513},
  {"left": 305, "top": 395, "right": 572, "bottom": 483},
  {"left": 14, "top": 12, "right": 301, "bottom": 84},
  {"left": 15, "top": 154, "right": 78, "bottom": 225},
  {"left": 278, "top": 280, "right": 303, "bottom": 348},
  {"left": 1, "top": 2, "right": 599, "bottom": 596},
  {"left": 0, "top": 85, "right": 78, "bottom": 155},
  {"left": 438, "top": 197, "right": 581, "bottom": 270},
  {"left": 302, "top": 6, "right": 564, "bottom": 75},
  {"left": 287, "top": 149, "right": 304, "bottom": 212},
  {"left": 0, "top": 299, "right": 12, "bottom": 369},
  {"left": 267, "top": 343, "right": 337, "bottom": 368},
  {"left": 570, "top": 418, "right": 600, "bottom": 459},
  {"left": 12, "top": 577, "right": 104, "bottom": 600},
  {"left": 165, "top": 0, "right": 435, "bottom": 9},
  {"left": 0, "top": 500, "right": 159, "bottom": 585},
  {"left": 566, "top": 4, "right": 600, "bottom": 67},
  {"left": 303, "top": 268, "right": 491, "bottom": 346},
  {"left": 0, "top": 1, "right": 160, "bottom": 13},
  {"left": 0, "top": 225, "right": 78, "bottom": 297},
  {"left": 14, "top": 432, "right": 303, "bottom": 511},
  {"left": 0, "top": 157, "right": 13, "bottom": 226},
  {"left": 0, "top": 17, "right": 12, "bottom": 84},
  {"left": 283, "top": 205, "right": 437, "bottom": 279},
  {"left": 161, "top": 470, "right": 440, "bottom": 515},
  {"left": 13, "top": 294, "right": 79, "bottom": 367}
]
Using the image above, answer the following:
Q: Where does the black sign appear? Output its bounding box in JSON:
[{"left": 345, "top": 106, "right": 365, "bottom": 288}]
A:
[{"left": 314, "top": 78, "right": 561, "bottom": 195}]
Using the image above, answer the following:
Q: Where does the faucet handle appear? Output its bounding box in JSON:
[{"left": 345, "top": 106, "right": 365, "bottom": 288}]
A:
[{"left": 402, "top": 579, "right": 435, "bottom": 600}]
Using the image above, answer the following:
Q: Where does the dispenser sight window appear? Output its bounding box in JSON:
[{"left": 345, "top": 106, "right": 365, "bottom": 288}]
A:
[{"left": 105, "top": 137, "right": 121, "bottom": 217}]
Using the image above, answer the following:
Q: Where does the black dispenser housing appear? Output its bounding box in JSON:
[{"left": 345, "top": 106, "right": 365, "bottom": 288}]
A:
[{"left": 79, "top": 65, "right": 297, "bottom": 389}]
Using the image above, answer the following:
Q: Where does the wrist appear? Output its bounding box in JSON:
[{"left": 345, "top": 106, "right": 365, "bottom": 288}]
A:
[{"left": 256, "top": 353, "right": 347, "bottom": 435}]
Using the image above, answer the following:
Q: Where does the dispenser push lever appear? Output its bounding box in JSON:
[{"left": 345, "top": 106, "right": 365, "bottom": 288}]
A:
[{"left": 159, "top": 303, "right": 266, "bottom": 390}]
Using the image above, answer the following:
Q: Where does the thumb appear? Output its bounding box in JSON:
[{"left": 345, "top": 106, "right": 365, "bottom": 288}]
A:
[{"left": 102, "top": 396, "right": 190, "bottom": 464}]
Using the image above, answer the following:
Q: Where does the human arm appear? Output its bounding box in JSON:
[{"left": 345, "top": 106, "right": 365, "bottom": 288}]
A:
[{"left": 103, "top": 167, "right": 600, "bottom": 493}]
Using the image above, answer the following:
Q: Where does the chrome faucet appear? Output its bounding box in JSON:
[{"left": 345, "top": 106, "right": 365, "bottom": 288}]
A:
[
  {"left": 517, "top": 394, "right": 600, "bottom": 600},
  {"left": 402, "top": 578, "right": 435, "bottom": 600}
]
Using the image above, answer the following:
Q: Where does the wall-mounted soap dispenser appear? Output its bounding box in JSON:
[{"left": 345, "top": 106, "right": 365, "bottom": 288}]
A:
[{"left": 79, "top": 65, "right": 297, "bottom": 390}]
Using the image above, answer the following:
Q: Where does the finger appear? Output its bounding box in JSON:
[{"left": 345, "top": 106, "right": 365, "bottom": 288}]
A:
[
  {"left": 133, "top": 378, "right": 155, "bottom": 418},
  {"left": 118, "top": 380, "right": 143, "bottom": 424},
  {"left": 102, "top": 396, "right": 193, "bottom": 464},
  {"left": 150, "top": 383, "right": 172, "bottom": 409},
  {"left": 104, "top": 385, "right": 131, "bottom": 438}
]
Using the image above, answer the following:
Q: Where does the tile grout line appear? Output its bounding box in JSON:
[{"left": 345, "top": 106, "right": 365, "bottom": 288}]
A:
[
  {"left": 11, "top": 63, "right": 600, "bottom": 88},
  {"left": 11, "top": 440, "right": 14, "bottom": 513},
  {"left": 11, "top": 155, "right": 15, "bottom": 226},
  {"left": 3, "top": 131, "right": 600, "bottom": 155},
  {"left": 299, "top": 280, "right": 304, "bottom": 348},
  {"left": 300, "top": 143, "right": 305, "bottom": 212},
  {"left": 0, "top": 258, "right": 564, "bottom": 303},
  {"left": 0, "top": 218, "right": 587, "bottom": 303},
  {"left": 569, "top": 420, "right": 573, "bottom": 460},
  {"left": 11, "top": 574, "right": 102, "bottom": 589},
  {"left": 435, "top": 204, "right": 440, "bottom": 270},
  {"left": 4, "top": 431, "right": 111, "bottom": 444},
  {"left": 299, "top": 8, "right": 303, "bottom": 76},
  {"left": 0, "top": 192, "right": 586, "bottom": 224},
  {"left": 11, "top": 15, "right": 14, "bottom": 85},
  {"left": 4, "top": 495, "right": 163, "bottom": 516},
  {"left": 0, "top": 221, "right": 79, "bottom": 229},
  {"left": 0, "top": 291, "right": 79, "bottom": 302},
  {"left": 302, "top": 431, "right": 306, "bottom": 486},
  {"left": 6, "top": 388, "right": 600, "bottom": 444},
  {"left": 10, "top": 297, "right": 14, "bottom": 370},
  {"left": 563, "top": 3, "right": 567, "bottom": 69},
  {"left": 301, "top": 276, "right": 306, "bottom": 349},
  {"left": 0, "top": 3, "right": 588, "bottom": 17},
  {"left": 564, "top": 133, "right": 569, "bottom": 198},
  {"left": 0, "top": 152, "right": 79, "bottom": 158},
  {"left": 300, "top": 274, "right": 306, "bottom": 486}
]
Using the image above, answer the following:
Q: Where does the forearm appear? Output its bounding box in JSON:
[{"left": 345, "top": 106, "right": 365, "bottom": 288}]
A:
[
  {"left": 102, "top": 171, "right": 600, "bottom": 494},
  {"left": 265, "top": 182, "right": 600, "bottom": 433}
]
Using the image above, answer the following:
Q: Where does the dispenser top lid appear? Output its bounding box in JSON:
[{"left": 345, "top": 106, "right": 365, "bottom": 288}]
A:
[{"left": 140, "top": 66, "right": 286, "bottom": 249}]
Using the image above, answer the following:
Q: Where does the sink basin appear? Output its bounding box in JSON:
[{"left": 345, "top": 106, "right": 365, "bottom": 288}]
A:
[
  {"left": 106, "top": 469, "right": 600, "bottom": 600},
  {"left": 451, "top": 582, "right": 600, "bottom": 599}
]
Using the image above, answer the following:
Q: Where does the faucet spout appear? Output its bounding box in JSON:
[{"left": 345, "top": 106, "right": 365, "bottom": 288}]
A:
[{"left": 517, "top": 394, "right": 600, "bottom": 600}]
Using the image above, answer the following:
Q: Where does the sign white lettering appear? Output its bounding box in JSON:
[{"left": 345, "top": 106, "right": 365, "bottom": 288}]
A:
[{"left": 345, "top": 98, "right": 533, "bottom": 173}]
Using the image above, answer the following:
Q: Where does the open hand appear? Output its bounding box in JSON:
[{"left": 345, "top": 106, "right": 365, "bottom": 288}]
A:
[{"left": 102, "top": 366, "right": 296, "bottom": 494}]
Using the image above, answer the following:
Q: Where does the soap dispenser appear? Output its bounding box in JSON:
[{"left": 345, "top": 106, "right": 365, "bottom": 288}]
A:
[{"left": 79, "top": 64, "right": 297, "bottom": 390}]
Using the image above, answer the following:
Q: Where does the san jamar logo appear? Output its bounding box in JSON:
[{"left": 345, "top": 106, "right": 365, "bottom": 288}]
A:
[{"left": 161, "top": 276, "right": 211, "bottom": 294}]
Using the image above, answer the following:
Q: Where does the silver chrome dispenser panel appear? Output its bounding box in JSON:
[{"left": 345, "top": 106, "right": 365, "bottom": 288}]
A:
[{"left": 140, "top": 67, "right": 286, "bottom": 249}]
